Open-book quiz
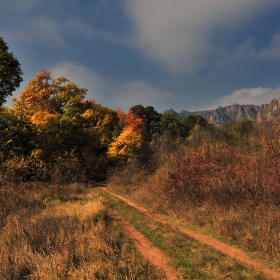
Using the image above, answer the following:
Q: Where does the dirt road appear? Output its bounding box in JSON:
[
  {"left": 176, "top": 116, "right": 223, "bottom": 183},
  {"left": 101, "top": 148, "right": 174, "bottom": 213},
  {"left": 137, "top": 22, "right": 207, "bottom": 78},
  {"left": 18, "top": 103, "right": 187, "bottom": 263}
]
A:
[
  {"left": 101, "top": 199, "right": 183, "bottom": 279},
  {"left": 102, "top": 187, "right": 280, "bottom": 280}
]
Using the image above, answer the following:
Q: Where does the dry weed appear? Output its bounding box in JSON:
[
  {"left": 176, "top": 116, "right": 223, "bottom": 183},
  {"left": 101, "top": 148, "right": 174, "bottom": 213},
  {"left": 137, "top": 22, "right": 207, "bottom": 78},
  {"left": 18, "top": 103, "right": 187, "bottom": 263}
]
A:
[{"left": 0, "top": 184, "right": 155, "bottom": 279}]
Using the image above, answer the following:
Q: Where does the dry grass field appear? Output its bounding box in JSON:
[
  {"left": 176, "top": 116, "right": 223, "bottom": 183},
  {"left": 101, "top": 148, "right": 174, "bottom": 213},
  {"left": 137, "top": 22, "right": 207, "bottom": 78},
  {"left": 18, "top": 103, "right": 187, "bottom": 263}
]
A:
[{"left": 0, "top": 183, "right": 156, "bottom": 279}]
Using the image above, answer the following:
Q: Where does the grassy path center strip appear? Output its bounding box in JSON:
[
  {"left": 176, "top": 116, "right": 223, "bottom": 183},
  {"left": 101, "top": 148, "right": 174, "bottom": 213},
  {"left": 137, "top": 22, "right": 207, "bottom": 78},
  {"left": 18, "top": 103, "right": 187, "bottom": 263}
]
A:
[{"left": 101, "top": 197, "right": 184, "bottom": 280}]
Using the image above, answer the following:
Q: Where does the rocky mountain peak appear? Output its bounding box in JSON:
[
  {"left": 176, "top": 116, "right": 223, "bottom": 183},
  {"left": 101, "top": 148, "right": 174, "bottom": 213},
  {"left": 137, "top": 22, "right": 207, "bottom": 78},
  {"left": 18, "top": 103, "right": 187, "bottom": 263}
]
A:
[{"left": 168, "top": 94, "right": 280, "bottom": 125}]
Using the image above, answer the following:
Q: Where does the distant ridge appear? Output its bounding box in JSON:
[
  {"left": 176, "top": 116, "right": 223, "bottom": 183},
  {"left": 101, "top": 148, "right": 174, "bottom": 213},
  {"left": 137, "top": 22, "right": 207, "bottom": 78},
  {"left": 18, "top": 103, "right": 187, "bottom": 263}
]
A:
[{"left": 168, "top": 94, "right": 280, "bottom": 125}]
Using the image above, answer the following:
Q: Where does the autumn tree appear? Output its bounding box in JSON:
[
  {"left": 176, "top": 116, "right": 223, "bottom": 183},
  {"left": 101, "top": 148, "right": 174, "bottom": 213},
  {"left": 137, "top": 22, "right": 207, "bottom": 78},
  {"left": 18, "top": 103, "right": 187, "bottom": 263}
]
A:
[
  {"left": 0, "top": 37, "right": 23, "bottom": 105},
  {"left": 13, "top": 69, "right": 87, "bottom": 124},
  {"left": 78, "top": 100, "right": 120, "bottom": 179},
  {"left": 13, "top": 70, "right": 121, "bottom": 181},
  {"left": 107, "top": 127, "right": 142, "bottom": 159},
  {"left": 108, "top": 109, "right": 144, "bottom": 160}
]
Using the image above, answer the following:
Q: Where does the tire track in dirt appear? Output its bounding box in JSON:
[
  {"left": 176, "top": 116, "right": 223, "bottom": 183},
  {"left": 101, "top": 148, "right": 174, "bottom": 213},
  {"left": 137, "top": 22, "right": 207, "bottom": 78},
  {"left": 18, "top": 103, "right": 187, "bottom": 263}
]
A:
[
  {"left": 101, "top": 187, "right": 280, "bottom": 280},
  {"left": 100, "top": 198, "right": 184, "bottom": 280}
]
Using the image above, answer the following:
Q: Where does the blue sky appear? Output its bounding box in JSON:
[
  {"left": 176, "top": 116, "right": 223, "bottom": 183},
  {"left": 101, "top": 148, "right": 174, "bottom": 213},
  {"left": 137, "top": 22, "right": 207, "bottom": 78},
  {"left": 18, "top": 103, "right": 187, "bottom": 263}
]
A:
[{"left": 1, "top": 0, "right": 280, "bottom": 113}]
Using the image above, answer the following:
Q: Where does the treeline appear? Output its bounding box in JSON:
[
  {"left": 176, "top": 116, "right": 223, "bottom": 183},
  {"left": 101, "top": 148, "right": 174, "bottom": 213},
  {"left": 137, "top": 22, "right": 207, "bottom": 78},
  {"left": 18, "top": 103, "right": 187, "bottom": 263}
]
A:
[
  {"left": 0, "top": 67, "right": 210, "bottom": 183},
  {"left": 1, "top": 64, "right": 279, "bottom": 192}
]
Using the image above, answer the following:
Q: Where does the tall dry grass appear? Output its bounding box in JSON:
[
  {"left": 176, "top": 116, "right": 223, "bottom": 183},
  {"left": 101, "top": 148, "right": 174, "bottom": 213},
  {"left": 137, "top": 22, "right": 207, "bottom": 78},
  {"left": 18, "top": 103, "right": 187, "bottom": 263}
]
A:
[{"left": 0, "top": 183, "right": 155, "bottom": 279}]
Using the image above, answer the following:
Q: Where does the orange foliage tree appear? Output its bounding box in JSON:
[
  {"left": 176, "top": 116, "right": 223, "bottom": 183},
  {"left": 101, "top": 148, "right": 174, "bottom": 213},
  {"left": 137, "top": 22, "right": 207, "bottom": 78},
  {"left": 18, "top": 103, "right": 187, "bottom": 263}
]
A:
[
  {"left": 107, "top": 109, "right": 145, "bottom": 159},
  {"left": 12, "top": 70, "right": 119, "bottom": 181},
  {"left": 13, "top": 69, "right": 87, "bottom": 125}
]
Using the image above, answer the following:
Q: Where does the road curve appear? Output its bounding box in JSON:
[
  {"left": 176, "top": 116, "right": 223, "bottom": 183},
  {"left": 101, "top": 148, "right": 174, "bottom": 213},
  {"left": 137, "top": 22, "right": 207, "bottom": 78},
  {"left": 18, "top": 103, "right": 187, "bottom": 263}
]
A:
[{"left": 102, "top": 187, "right": 280, "bottom": 280}]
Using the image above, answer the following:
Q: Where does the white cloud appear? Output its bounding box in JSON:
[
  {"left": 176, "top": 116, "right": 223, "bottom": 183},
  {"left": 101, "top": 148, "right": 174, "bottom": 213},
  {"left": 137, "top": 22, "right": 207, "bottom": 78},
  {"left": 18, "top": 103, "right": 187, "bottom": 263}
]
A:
[
  {"left": 124, "top": 0, "right": 280, "bottom": 73},
  {"left": 9, "top": 62, "right": 106, "bottom": 106},
  {"left": 232, "top": 33, "right": 280, "bottom": 61},
  {"left": 114, "top": 80, "right": 173, "bottom": 110},
  {"left": 0, "top": 1, "right": 125, "bottom": 49},
  {"left": 233, "top": 38, "right": 256, "bottom": 59},
  {"left": 212, "top": 87, "right": 280, "bottom": 108},
  {"left": 0, "top": 14, "right": 64, "bottom": 46},
  {"left": 63, "top": 17, "right": 126, "bottom": 45},
  {"left": 51, "top": 62, "right": 106, "bottom": 100},
  {"left": 258, "top": 33, "right": 280, "bottom": 60},
  {"left": 50, "top": 61, "right": 173, "bottom": 111}
]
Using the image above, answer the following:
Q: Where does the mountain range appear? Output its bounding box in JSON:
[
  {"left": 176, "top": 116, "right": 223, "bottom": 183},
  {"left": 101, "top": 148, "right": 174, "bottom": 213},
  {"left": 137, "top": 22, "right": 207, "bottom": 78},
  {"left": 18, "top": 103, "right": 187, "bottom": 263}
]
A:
[{"left": 168, "top": 94, "right": 280, "bottom": 125}]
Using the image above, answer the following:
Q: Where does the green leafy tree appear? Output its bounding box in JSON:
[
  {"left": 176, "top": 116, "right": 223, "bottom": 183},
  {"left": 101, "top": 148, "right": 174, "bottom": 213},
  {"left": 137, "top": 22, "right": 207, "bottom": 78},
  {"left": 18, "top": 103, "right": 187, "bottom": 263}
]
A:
[
  {"left": 183, "top": 114, "right": 208, "bottom": 131},
  {"left": 217, "top": 119, "right": 254, "bottom": 146},
  {"left": 130, "top": 104, "right": 161, "bottom": 141},
  {"left": 160, "top": 112, "right": 209, "bottom": 140},
  {"left": 160, "top": 111, "right": 189, "bottom": 139},
  {"left": 0, "top": 37, "right": 23, "bottom": 105},
  {"left": 0, "top": 106, "right": 35, "bottom": 161}
]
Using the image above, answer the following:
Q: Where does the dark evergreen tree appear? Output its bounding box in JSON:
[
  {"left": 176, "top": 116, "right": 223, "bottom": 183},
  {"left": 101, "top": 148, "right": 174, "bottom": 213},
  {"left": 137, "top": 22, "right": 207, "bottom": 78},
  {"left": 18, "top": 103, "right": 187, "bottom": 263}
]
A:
[
  {"left": 0, "top": 37, "right": 23, "bottom": 105},
  {"left": 130, "top": 104, "right": 161, "bottom": 141}
]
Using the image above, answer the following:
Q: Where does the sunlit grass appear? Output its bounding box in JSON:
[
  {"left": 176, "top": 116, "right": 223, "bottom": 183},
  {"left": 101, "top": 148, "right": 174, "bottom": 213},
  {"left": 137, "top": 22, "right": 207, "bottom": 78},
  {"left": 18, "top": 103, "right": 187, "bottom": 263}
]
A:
[{"left": 0, "top": 184, "right": 157, "bottom": 279}]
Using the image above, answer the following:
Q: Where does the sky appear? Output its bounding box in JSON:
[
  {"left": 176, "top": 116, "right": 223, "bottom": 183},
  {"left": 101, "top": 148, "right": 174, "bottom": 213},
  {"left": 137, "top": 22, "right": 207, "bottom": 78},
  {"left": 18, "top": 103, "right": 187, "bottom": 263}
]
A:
[{"left": 1, "top": 0, "right": 280, "bottom": 113}]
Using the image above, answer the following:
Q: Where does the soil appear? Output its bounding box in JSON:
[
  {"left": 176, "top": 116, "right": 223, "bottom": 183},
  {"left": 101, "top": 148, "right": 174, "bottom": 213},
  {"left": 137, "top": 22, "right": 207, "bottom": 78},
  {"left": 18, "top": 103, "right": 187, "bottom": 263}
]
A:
[
  {"left": 101, "top": 199, "right": 183, "bottom": 279},
  {"left": 101, "top": 187, "right": 280, "bottom": 280}
]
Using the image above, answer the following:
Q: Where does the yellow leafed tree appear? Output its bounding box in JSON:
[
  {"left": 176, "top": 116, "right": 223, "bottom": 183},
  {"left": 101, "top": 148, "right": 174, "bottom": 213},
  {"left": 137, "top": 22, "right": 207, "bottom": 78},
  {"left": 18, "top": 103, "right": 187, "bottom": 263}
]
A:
[
  {"left": 107, "top": 126, "right": 142, "bottom": 159},
  {"left": 13, "top": 69, "right": 87, "bottom": 125}
]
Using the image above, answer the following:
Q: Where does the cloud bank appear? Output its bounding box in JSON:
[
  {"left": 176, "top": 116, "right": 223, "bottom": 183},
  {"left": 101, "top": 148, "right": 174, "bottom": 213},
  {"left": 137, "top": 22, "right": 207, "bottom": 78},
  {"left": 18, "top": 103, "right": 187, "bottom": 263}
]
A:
[
  {"left": 51, "top": 62, "right": 173, "bottom": 112},
  {"left": 211, "top": 87, "right": 280, "bottom": 109},
  {"left": 124, "top": 0, "right": 280, "bottom": 72}
]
